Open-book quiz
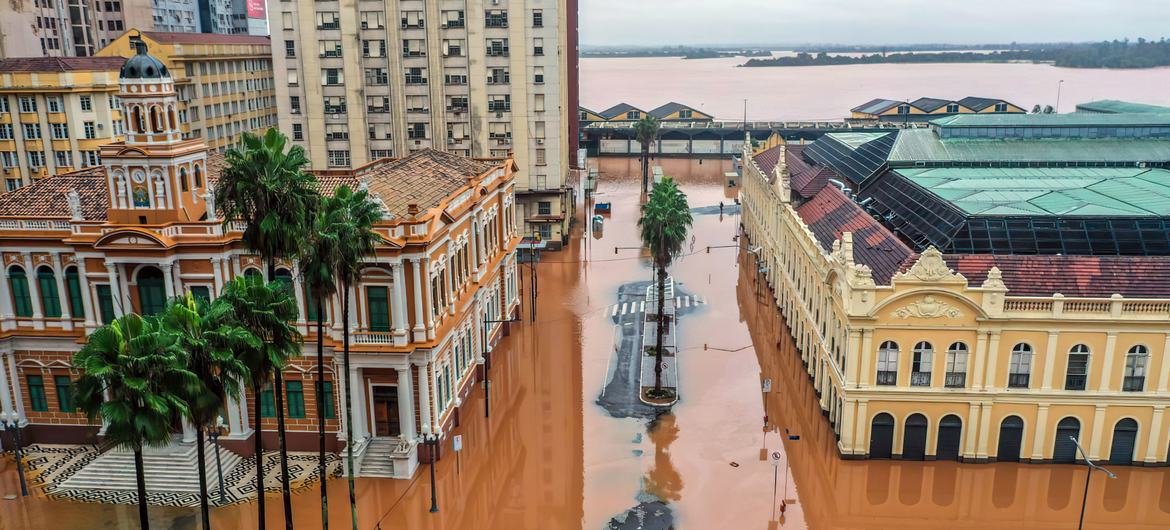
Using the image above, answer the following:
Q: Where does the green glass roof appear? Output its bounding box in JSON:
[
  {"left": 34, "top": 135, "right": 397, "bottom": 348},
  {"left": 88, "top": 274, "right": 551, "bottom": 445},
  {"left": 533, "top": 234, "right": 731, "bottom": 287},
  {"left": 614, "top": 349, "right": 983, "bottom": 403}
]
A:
[
  {"left": 931, "top": 112, "right": 1170, "bottom": 127},
  {"left": 887, "top": 129, "right": 1170, "bottom": 163},
  {"left": 825, "top": 132, "right": 890, "bottom": 149},
  {"left": 894, "top": 167, "right": 1170, "bottom": 217},
  {"left": 1074, "top": 100, "right": 1170, "bottom": 114}
]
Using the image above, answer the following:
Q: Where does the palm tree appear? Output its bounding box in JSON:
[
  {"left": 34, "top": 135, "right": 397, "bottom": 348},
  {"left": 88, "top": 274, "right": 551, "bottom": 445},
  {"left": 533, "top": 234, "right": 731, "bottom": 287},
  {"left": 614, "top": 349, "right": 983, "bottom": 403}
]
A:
[
  {"left": 298, "top": 196, "right": 343, "bottom": 529},
  {"left": 216, "top": 276, "right": 302, "bottom": 529},
  {"left": 216, "top": 127, "right": 319, "bottom": 529},
  {"left": 637, "top": 177, "right": 693, "bottom": 395},
  {"left": 634, "top": 115, "right": 661, "bottom": 195},
  {"left": 162, "top": 293, "right": 255, "bottom": 529},
  {"left": 328, "top": 185, "right": 383, "bottom": 530},
  {"left": 73, "top": 313, "right": 202, "bottom": 530}
]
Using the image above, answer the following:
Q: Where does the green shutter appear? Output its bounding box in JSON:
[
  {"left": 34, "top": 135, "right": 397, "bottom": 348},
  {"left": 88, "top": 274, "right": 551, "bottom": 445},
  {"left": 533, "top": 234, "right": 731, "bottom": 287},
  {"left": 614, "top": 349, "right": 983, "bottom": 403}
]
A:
[
  {"left": 305, "top": 287, "right": 319, "bottom": 322},
  {"left": 55, "top": 375, "right": 74, "bottom": 412},
  {"left": 366, "top": 286, "right": 390, "bottom": 332},
  {"left": 137, "top": 273, "right": 166, "bottom": 315},
  {"left": 65, "top": 268, "right": 84, "bottom": 318},
  {"left": 260, "top": 387, "right": 275, "bottom": 418},
  {"left": 96, "top": 284, "right": 115, "bottom": 324},
  {"left": 286, "top": 381, "right": 305, "bottom": 419},
  {"left": 318, "top": 381, "right": 335, "bottom": 419},
  {"left": 190, "top": 285, "right": 211, "bottom": 302},
  {"left": 37, "top": 268, "right": 61, "bottom": 318},
  {"left": 9, "top": 268, "right": 32, "bottom": 317},
  {"left": 27, "top": 375, "right": 47, "bottom": 411}
]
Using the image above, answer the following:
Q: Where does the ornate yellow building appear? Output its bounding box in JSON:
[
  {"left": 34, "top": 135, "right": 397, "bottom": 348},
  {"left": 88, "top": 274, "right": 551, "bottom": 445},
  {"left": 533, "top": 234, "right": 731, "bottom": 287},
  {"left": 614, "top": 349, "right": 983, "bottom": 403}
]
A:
[
  {"left": 0, "top": 38, "right": 520, "bottom": 480},
  {"left": 741, "top": 132, "right": 1170, "bottom": 465}
]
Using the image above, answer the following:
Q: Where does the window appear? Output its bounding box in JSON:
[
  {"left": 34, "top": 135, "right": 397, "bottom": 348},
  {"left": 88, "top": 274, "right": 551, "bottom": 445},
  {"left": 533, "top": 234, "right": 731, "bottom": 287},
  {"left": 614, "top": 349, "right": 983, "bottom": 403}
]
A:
[
  {"left": 1123, "top": 345, "right": 1148, "bottom": 391},
  {"left": 23, "top": 123, "right": 42, "bottom": 139},
  {"left": 27, "top": 375, "right": 48, "bottom": 411},
  {"left": 487, "top": 38, "right": 509, "bottom": 57},
  {"left": 96, "top": 284, "right": 114, "bottom": 324},
  {"left": 1008, "top": 343, "right": 1032, "bottom": 388},
  {"left": 55, "top": 375, "right": 74, "bottom": 412},
  {"left": 1065, "top": 344, "right": 1089, "bottom": 391},
  {"left": 290, "top": 96, "right": 302, "bottom": 114},
  {"left": 317, "top": 381, "right": 335, "bottom": 419},
  {"left": 944, "top": 342, "right": 968, "bottom": 388},
  {"left": 54, "top": 150, "right": 72, "bottom": 167},
  {"left": 286, "top": 380, "right": 305, "bottom": 418},
  {"left": 325, "top": 124, "right": 348, "bottom": 141},
  {"left": 36, "top": 266, "right": 61, "bottom": 318},
  {"left": 0, "top": 152, "right": 15, "bottom": 168},
  {"left": 319, "top": 40, "right": 342, "bottom": 58},
  {"left": 444, "top": 68, "right": 468, "bottom": 85},
  {"left": 535, "top": 148, "right": 546, "bottom": 165},
  {"left": 442, "top": 10, "right": 464, "bottom": 28},
  {"left": 365, "top": 68, "right": 389, "bottom": 85},
  {"left": 537, "top": 201, "right": 551, "bottom": 215},
  {"left": 533, "top": 37, "right": 544, "bottom": 56},
  {"left": 19, "top": 96, "right": 37, "bottom": 113},
  {"left": 0, "top": 124, "right": 11, "bottom": 140},
  {"left": 407, "top": 122, "right": 427, "bottom": 140},
  {"left": 322, "top": 68, "right": 342, "bottom": 85},
  {"left": 626, "top": 111, "right": 640, "bottom": 120},
  {"left": 316, "top": 11, "right": 339, "bottom": 30},
  {"left": 876, "top": 341, "right": 898, "bottom": 385},
  {"left": 400, "top": 10, "right": 423, "bottom": 28},
  {"left": 485, "top": 10, "right": 507, "bottom": 28},
  {"left": 260, "top": 385, "right": 275, "bottom": 417},
  {"left": 532, "top": 9, "right": 543, "bottom": 27},
  {"left": 534, "top": 93, "right": 546, "bottom": 113},
  {"left": 488, "top": 67, "right": 510, "bottom": 85},
  {"left": 534, "top": 121, "right": 545, "bottom": 139},
  {"left": 83, "top": 121, "right": 96, "bottom": 139},
  {"left": 489, "top": 95, "right": 511, "bottom": 112},
  {"left": 360, "top": 11, "right": 384, "bottom": 29},
  {"left": 367, "top": 96, "right": 390, "bottom": 114},
  {"left": 281, "top": 12, "right": 293, "bottom": 30},
  {"left": 327, "top": 150, "right": 350, "bottom": 168},
  {"left": 323, "top": 96, "right": 346, "bottom": 114},
  {"left": 284, "top": 40, "right": 295, "bottom": 58},
  {"left": 79, "top": 95, "right": 92, "bottom": 111},
  {"left": 897, "top": 104, "right": 911, "bottom": 115},
  {"left": 50, "top": 123, "right": 69, "bottom": 139},
  {"left": 678, "top": 109, "right": 694, "bottom": 119},
  {"left": 946, "top": 103, "right": 960, "bottom": 113},
  {"left": 442, "top": 39, "right": 463, "bottom": 56},
  {"left": 447, "top": 96, "right": 469, "bottom": 112},
  {"left": 189, "top": 286, "right": 210, "bottom": 303},
  {"left": 27, "top": 151, "right": 46, "bottom": 167},
  {"left": 286, "top": 70, "right": 299, "bottom": 86},
  {"left": 292, "top": 123, "right": 303, "bottom": 141},
  {"left": 534, "top": 66, "right": 544, "bottom": 84},
  {"left": 995, "top": 102, "right": 1008, "bottom": 112},
  {"left": 363, "top": 39, "right": 386, "bottom": 58},
  {"left": 80, "top": 150, "right": 100, "bottom": 166},
  {"left": 910, "top": 341, "right": 932, "bottom": 386},
  {"left": 404, "top": 67, "right": 426, "bottom": 85},
  {"left": 0, "top": 97, "right": 7, "bottom": 113},
  {"left": 366, "top": 286, "right": 390, "bottom": 331},
  {"left": 406, "top": 95, "right": 428, "bottom": 112},
  {"left": 46, "top": 96, "right": 62, "bottom": 112}
]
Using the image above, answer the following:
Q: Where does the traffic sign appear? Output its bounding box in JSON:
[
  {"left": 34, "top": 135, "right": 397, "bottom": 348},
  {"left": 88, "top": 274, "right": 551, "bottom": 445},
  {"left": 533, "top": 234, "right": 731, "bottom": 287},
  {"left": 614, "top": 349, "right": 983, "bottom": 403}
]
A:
[
  {"left": 771, "top": 451, "right": 781, "bottom": 466},
  {"left": 453, "top": 435, "right": 463, "bottom": 452}
]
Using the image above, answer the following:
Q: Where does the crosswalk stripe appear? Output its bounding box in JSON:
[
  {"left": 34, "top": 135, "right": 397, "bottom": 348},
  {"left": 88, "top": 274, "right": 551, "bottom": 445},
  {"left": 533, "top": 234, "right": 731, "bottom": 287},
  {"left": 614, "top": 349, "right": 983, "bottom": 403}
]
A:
[
  {"left": 611, "top": 304, "right": 619, "bottom": 316},
  {"left": 640, "top": 301, "right": 645, "bottom": 312},
  {"left": 620, "top": 303, "right": 628, "bottom": 316}
]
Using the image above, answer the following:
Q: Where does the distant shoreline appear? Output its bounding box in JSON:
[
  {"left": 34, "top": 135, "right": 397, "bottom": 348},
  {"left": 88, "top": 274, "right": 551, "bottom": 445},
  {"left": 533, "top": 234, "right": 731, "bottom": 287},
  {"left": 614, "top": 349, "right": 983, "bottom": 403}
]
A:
[{"left": 742, "top": 41, "right": 1170, "bottom": 69}]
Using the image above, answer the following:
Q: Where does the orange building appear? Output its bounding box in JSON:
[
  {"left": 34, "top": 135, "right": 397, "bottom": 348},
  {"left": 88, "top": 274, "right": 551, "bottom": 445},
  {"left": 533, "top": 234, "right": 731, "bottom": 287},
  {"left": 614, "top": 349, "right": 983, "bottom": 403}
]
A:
[{"left": 0, "top": 37, "right": 520, "bottom": 480}]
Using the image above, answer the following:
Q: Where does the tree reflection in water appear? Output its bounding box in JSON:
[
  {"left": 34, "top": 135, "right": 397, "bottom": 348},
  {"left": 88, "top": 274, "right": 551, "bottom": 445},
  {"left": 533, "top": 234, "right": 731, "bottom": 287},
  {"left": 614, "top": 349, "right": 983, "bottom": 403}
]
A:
[{"left": 642, "top": 412, "right": 684, "bottom": 503}]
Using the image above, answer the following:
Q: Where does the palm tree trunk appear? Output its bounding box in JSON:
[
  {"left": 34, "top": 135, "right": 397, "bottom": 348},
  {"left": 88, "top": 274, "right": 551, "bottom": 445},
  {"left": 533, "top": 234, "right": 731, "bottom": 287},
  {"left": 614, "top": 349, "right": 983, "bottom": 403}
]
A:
[
  {"left": 316, "top": 299, "right": 329, "bottom": 530},
  {"left": 134, "top": 448, "right": 150, "bottom": 530},
  {"left": 654, "top": 264, "right": 666, "bottom": 393},
  {"left": 273, "top": 369, "right": 294, "bottom": 530},
  {"left": 197, "top": 427, "right": 210, "bottom": 530},
  {"left": 253, "top": 380, "right": 266, "bottom": 529},
  {"left": 641, "top": 144, "right": 649, "bottom": 194},
  {"left": 342, "top": 284, "right": 358, "bottom": 530}
]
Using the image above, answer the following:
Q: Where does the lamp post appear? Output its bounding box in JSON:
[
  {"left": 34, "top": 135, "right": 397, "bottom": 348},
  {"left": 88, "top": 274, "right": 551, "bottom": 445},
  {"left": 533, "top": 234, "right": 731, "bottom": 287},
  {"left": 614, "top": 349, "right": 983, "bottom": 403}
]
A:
[
  {"left": 1055, "top": 80, "right": 1065, "bottom": 113},
  {"left": 208, "top": 415, "right": 228, "bottom": 504},
  {"left": 1071, "top": 436, "right": 1116, "bottom": 530},
  {"left": 0, "top": 411, "right": 28, "bottom": 497},
  {"left": 481, "top": 316, "right": 520, "bottom": 418},
  {"left": 422, "top": 432, "right": 439, "bottom": 513}
]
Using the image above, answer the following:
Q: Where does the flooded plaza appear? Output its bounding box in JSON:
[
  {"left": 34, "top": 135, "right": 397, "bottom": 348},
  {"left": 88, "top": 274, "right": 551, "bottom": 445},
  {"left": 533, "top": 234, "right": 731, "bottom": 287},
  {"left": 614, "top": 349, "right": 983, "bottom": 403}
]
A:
[{"left": 3, "top": 156, "right": 1170, "bottom": 529}]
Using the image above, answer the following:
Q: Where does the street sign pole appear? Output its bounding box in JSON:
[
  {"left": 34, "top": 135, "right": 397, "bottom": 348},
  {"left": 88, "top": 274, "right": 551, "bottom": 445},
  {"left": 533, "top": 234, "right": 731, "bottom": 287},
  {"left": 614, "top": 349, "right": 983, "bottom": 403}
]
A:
[{"left": 770, "top": 451, "right": 781, "bottom": 519}]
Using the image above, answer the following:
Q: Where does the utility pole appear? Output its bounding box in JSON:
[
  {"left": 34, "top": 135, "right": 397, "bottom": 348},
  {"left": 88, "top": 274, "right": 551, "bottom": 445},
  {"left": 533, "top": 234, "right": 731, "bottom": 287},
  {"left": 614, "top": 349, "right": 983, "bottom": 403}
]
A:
[{"left": 1056, "top": 80, "right": 1065, "bottom": 113}]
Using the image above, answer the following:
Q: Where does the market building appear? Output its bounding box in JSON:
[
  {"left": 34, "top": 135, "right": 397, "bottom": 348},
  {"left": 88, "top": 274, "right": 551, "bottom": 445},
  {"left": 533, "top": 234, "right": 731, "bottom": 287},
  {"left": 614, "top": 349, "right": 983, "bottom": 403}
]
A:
[
  {"left": 0, "top": 38, "right": 521, "bottom": 480},
  {"left": 740, "top": 111, "right": 1170, "bottom": 465},
  {"left": 849, "top": 96, "right": 1026, "bottom": 122}
]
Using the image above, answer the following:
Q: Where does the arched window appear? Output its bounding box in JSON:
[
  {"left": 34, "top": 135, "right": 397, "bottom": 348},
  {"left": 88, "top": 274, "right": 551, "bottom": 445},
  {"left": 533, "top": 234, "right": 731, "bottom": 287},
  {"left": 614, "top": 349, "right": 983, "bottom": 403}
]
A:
[
  {"left": 193, "top": 164, "right": 203, "bottom": 187},
  {"left": 179, "top": 167, "right": 188, "bottom": 192},
  {"left": 997, "top": 415, "right": 1025, "bottom": 462},
  {"left": 242, "top": 268, "right": 262, "bottom": 280},
  {"left": 1053, "top": 417, "right": 1081, "bottom": 463},
  {"left": 903, "top": 413, "right": 928, "bottom": 460},
  {"left": 945, "top": 342, "right": 968, "bottom": 388},
  {"left": 1109, "top": 418, "right": 1139, "bottom": 465},
  {"left": 136, "top": 266, "right": 166, "bottom": 315},
  {"left": 8, "top": 266, "right": 32, "bottom": 317},
  {"left": 1123, "top": 345, "right": 1149, "bottom": 392},
  {"left": 64, "top": 266, "right": 84, "bottom": 319},
  {"left": 869, "top": 412, "right": 895, "bottom": 458},
  {"left": 36, "top": 266, "right": 61, "bottom": 318},
  {"left": 910, "top": 341, "right": 933, "bottom": 386},
  {"left": 150, "top": 105, "right": 162, "bottom": 133},
  {"left": 1065, "top": 344, "right": 1090, "bottom": 391},
  {"left": 130, "top": 106, "right": 143, "bottom": 133},
  {"left": 273, "top": 268, "right": 293, "bottom": 293},
  {"left": 936, "top": 414, "right": 963, "bottom": 461},
  {"left": 876, "top": 341, "right": 898, "bottom": 385},
  {"left": 167, "top": 106, "right": 176, "bottom": 130},
  {"left": 1008, "top": 343, "right": 1032, "bottom": 388}
]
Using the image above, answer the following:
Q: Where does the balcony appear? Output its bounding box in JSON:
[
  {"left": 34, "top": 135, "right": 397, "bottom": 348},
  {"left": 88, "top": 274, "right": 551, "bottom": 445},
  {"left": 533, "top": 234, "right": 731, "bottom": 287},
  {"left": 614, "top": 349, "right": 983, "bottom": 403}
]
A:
[
  {"left": 944, "top": 372, "right": 966, "bottom": 388},
  {"left": 909, "top": 372, "right": 931, "bottom": 387},
  {"left": 876, "top": 371, "right": 896, "bottom": 386},
  {"left": 352, "top": 331, "right": 395, "bottom": 344}
]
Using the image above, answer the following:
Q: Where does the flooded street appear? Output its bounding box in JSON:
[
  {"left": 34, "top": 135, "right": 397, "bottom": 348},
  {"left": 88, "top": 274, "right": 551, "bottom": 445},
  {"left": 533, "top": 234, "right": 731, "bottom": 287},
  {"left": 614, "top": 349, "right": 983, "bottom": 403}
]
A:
[{"left": 3, "top": 156, "right": 1170, "bottom": 529}]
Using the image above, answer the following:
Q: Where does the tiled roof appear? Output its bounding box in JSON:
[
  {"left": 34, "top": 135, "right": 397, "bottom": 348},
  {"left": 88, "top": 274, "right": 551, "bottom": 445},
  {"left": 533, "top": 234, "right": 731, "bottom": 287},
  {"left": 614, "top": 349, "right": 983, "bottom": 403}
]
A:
[
  {"left": 851, "top": 98, "right": 900, "bottom": 115},
  {"left": 357, "top": 149, "right": 496, "bottom": 218},
  {"left": 911, "top": 97, "right": 951, "bottom": 112},
  {"left": 648, "top": 102, "right": 699, "bottom": 119},
  {"left": 0, "top": 174, "right": 109, "bottom": 220},
  {"left": 795, "top": 186, "right": 912, "bottom": 284},
  {"left": 0, "top": 56, "right": 125, "bottom": 73},
  {"left": 945, "top": 254, "right": 1170, "bottom": 298},
  {"left": 599, "top": 103, "right": 644, "bottom": 119},
  {"left": 792, "top": 167, "right": 837, "bottom": 200},
  {"left": 143, "top": 31, "right": 270, "bottom": 46},
  {"left": 957, "top": 96, "right": 1003, "bottom": 111},
  {"left": 753, "top": 144, "right": 785, "bottom": 177}
]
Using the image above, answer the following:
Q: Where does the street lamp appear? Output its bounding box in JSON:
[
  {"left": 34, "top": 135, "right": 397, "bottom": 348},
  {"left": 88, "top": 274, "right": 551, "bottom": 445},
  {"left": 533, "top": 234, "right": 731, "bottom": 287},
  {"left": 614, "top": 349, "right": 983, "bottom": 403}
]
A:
[
  {"left": 1071, "top": 436, "right": 1116, "bottom": 530},
  {"left": 421, "top": 432, "right": 439, "bottom": 513},
  {"left": 0, "top": 411, "right": 28, "bottom": 497},
  {"left": 207, "top": 415, "right": 228, "bottom": 504},
  {"left": 481, "top": 316, "right": 520, "bottom": 418}
]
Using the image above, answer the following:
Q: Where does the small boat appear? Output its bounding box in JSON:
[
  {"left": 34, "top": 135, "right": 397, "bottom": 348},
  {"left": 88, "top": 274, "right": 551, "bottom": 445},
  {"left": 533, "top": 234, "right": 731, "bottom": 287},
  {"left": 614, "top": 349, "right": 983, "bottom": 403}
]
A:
[{"left": 594, "top": 202, "right": 612, "bottom": 214}]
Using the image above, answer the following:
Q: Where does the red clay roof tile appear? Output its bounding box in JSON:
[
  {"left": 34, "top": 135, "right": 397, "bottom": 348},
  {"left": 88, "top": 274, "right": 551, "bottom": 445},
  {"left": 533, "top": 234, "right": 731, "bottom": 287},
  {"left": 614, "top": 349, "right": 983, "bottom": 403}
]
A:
[{"left": 795, "top": 186, "right": 912, "bottom": 284}]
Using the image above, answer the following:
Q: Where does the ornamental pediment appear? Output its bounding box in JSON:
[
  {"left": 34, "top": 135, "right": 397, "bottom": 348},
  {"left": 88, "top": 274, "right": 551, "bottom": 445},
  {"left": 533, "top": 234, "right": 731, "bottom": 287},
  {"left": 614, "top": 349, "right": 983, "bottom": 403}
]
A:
[{"left": 94, "top": 229, "right": 171, "bottom": 249}]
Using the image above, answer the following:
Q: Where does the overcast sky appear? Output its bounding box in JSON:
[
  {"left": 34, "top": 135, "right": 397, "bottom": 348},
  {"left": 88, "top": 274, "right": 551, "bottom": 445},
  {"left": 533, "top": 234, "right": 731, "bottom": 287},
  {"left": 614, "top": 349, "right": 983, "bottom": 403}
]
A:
[{"left": 580, "top": 0, "right": 1170, "bottom": 46}]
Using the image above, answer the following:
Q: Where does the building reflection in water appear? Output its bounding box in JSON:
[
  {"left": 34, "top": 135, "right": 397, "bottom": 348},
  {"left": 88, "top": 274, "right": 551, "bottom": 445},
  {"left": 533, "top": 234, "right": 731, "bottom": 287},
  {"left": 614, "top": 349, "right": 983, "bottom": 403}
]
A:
[
  {"left": 643, "top": 413, "right": 683, "bottom": 503},
  {"left": 737, "top": 248, "right": 1170, "bottom": 529}
]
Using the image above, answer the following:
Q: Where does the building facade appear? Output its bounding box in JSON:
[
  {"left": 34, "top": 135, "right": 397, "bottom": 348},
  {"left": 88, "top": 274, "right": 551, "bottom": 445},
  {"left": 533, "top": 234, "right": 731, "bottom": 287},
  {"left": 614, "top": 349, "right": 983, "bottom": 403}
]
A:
[
  {"left": 269, "top": 0, "right": 577, "bottom": 245},
  {"left": 740, "top": 123, "right": 1170, "bottom": 465},
  {"left": 850, "top": 96, "right": 1026, "bottom": 122},
  {"left": 0, "top": 39, "right": 521, "bottom": 480}
]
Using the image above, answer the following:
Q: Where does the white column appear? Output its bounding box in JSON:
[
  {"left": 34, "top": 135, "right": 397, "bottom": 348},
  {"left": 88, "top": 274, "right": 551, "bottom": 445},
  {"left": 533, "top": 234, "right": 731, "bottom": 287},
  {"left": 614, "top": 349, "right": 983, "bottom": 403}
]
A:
[
  {"left": 0, "top": 265, "right": 15, "bottom": 331},
  {"left": 1098, "top": 332, "right": 1118, "bottom": 391},
  {"left": 181, "top": 418, "right": 197, "bottom": 444},
  {"left": 349, "top": 366, "right": 368, "bottom": 440},
  {"left": 423, "top": 259, "right": 436, "bottom": 341},
  {"left": 410, "top": 258, "right": 426, "bottom": 341},
  {"left": 983, "top": 331, "right": 1001, "bottom": 390},
  {"left": 225, "top": 386, "right": 246, "bottom": 435},
  {"left": 347, "top": 284, "right": 359, "bottom": 332},
  {"left": 395, "top": 366, "right": 416, "bottom": 442},
  {"left": 469, "top": 215, "right": 480, "bottom": 273},
  {"left": 161, "top": 261, "right": 176, "bottom": 298},
  {"left": 104, "top": 261, "right": 124, "bottom": 318},
  {"left": 1041, "top": 331, "right": 1059, "bottom": 390},
  {"left": 1089, "top": 405, "right": 1106, "bottom": 460},
  {"left": 210, "top": 257, "right": 223, "bottom": 296},
  {"left": 171, "top": 260, "right": 183, "bottom": 295},
  {"left": 5, "top": 353, "right": 24, "bottom": 419},
  {"left": 1145, "top": 406, "right": 1165, "bottom": 463},
  {"left": 1158, "top": 334, "right": 1170, "bottom": 393},
  {"left": 22, "top": 253, "right": 43, "bottom": 329},
  {"left": 0, "top": 350, "right": 12, "bottom": 414},
  {"left": 51, "top": 253, "right": 71, "bottom": 330},
  {"left": 1031, "top": 404, "right": 1049, "bottom": 460},
  {"left": 444, "top": 262, "right": 454, "bottom": 316},
  {"left": 429, "top": 362, "right": 440, "bottom": 432},
  {"left": 76, "top": 258, "right": 96, "bottom": 331},
  {"left": 291, "top": 261, "right": 306, "bottom": 331},
  {"left": 391, "top": 261, "right": 408, "bottom": 346},
  {"left": 416, "top": 361, "right": 432, "bottom": 434}
]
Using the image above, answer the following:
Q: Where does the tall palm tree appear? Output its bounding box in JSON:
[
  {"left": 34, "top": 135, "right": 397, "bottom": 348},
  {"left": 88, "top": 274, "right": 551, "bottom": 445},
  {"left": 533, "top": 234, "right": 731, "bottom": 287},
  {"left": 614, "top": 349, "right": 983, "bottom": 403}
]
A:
[
  {"left": 298, "top": 196, "right": 343, "bottom": 530},
  {"left": 634, "top": 115, "right": 661, "bottom": 195},
  {"left": 216, "top": 127, "right": 319, "bottom": 529},
  {"left": 638, "top": 177, "right": 692, "bottom": 395},
  {"left": 328, "top": 185, "right": 383, "bottom": 530},
  {"left": 73, "top": 313, "right": 202, "bottom": 530},
  {"left": 162, "top": 293, "right": 255, "bottom": 529},
  {"left": 216, "top": 276, "right": 302, "bottom": 529}
]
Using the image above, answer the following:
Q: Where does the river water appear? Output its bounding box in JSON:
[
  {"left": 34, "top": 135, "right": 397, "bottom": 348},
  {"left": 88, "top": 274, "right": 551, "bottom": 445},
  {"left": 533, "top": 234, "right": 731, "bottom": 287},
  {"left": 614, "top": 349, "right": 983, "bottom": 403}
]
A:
[{"left": 580, "top": 56, "right": 1170, "bottom": 121}]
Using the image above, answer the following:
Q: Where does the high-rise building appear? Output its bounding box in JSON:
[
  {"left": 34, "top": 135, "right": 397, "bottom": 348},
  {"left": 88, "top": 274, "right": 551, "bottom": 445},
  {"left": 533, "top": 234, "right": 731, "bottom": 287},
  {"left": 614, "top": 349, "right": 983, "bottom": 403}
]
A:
[{"left": 270, "top": 0, "right": 579, "bottom": 246}]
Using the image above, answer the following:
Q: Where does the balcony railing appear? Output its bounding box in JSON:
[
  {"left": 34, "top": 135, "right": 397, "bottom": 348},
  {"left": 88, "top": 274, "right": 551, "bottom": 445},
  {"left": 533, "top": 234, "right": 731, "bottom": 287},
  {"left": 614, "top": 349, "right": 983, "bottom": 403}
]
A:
[
  {"left": 0, "top": 219, "right": 72, "bottom": 231},
  {"left": 944, "top": 372, "right": 966, "bottom": 388},
  {"left": 910, "top": 372, "right": 931, "bottom": 387},
  {"left": 352, "top": 331, "right": 394, "bottom": 344},
  {"left": 876, "top": 371, "right": 897, "bottom": 386}
]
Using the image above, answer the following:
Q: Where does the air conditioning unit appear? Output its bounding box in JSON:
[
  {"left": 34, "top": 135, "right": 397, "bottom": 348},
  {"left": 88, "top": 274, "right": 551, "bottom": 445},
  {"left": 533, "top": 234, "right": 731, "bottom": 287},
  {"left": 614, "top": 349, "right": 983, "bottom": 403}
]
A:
[
  {"left": 331, "top": 114, "right": 341, "bottom": 119},
  {"left": 447, "top": 138, "right": 456, "bottom": 145},
  {"left": 361, "top": 22, "right": 368, "bottom": 29}
]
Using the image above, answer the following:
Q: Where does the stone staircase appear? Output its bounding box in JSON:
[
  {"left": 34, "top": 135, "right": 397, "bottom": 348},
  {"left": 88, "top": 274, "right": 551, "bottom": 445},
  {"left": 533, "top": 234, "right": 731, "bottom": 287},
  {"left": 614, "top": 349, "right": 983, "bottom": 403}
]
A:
[
  {"left": 61, "top": 439, "right": 243, "bottom": 493},
  {"left": 357, "top": 437, "right": 400, "bottom": 478}
]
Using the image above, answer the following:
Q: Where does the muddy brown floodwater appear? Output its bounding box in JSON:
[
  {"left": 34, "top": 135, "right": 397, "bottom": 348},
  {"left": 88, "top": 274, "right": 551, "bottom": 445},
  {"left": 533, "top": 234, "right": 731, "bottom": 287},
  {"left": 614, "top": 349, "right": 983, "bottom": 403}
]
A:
[{"left": 2, "top": 156, "right": 1170, "bottom": 529}]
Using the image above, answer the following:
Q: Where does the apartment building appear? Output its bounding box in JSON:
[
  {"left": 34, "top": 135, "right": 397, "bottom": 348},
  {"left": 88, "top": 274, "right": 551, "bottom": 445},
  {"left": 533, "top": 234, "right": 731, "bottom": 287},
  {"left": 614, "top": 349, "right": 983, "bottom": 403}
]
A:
[
  {"left": 97, "top": 31, "right": 278, "bottom": 151},
  {"left": 271, "top": 0, "right": 579, "bottom": 246}
]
